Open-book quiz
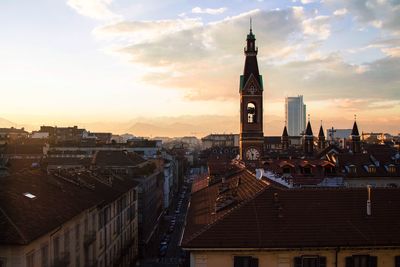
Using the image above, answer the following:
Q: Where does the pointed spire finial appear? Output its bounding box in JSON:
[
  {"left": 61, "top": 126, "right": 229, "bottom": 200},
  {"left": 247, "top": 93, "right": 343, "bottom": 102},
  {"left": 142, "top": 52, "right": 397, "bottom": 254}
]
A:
[
  {"left": 354, "top": 114, "right": 357, "bottom": 121},
  {"left": 308, "top": 114, "right": 310, "bottom": 122},
  {"left": 250, "top": 17, "right": 252, "bottom": 32}
]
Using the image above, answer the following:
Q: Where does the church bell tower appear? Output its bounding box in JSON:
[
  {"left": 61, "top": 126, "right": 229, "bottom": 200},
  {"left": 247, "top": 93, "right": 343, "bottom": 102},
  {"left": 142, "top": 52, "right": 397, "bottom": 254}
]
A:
[{"left": 239, "top": 20, "right": 264, "bottom": 164}]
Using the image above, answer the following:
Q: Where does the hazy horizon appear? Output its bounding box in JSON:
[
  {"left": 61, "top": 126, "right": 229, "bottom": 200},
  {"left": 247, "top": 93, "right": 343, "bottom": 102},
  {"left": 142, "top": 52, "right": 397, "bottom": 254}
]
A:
[{"left": 1, "top": 0, "right": 399, "bottom": 137}]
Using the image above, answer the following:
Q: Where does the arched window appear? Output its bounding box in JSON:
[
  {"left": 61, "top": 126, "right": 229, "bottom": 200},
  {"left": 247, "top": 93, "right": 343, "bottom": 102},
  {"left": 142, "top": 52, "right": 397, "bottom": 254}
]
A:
[{"left": 247, "top": 102, "right": 256, "bottom": 123}]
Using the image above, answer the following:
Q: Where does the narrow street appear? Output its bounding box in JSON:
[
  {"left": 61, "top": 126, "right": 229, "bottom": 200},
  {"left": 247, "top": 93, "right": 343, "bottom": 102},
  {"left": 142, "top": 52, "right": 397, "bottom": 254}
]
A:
[{"left": 138, "top": 176, "right": 192, "bottom": 267}]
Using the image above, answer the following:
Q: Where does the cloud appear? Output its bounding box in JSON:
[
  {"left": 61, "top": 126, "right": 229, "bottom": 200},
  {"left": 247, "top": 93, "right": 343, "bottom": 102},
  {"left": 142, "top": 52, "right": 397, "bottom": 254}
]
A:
[
  {"left": 67, "top": 0, "right": 121, "bottom": 20},
  {"left": 302, "top": 15, "right": 331, "bottom": 40},
  {"left": 92, "top": 6, "right": 399, "bottom": 116},
  {"left": 333, "top": 8, "right": 348, "bottom": 16},
  {"left": 108, "top": 9, "right": 306, "bottom": 100},
  {"left": 324, "top": 0, "right": 400, "bottom": 33},
  {"left": 93, "top": 18, "right": 203, "bottom": 43},
  {"left": 191, "top": 7, "right": 227, "bottom": 15},
  {"left": 301, "top": 0, "right": 318, "bottom": 4}
]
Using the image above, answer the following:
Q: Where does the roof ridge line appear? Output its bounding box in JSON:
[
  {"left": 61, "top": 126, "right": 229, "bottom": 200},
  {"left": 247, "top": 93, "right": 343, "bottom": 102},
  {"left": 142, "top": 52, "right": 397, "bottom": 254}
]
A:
[
  {"left": 184, "top": 178, "right": 270, "bottom": 245},
  {"left": 0, "top": 205, "right": 28, "bottom": 244}
]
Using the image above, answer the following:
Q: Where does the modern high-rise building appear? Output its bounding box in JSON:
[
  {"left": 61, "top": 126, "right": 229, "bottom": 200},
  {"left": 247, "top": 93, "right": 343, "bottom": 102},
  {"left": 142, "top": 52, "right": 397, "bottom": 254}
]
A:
[{"left": 285, "top": 95, "right": 306, "bottom": 136}]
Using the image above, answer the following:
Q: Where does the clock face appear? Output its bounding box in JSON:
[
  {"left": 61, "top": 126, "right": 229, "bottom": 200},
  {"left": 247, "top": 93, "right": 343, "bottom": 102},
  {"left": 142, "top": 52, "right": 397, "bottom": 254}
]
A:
[{"left": 246, "top": 147, "right": 260, "bottom": 160}]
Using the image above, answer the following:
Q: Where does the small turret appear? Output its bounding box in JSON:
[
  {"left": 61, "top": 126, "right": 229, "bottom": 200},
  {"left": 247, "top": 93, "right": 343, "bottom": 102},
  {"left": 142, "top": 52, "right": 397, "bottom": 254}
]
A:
[
  {"left": 304, "top": 115, "right": 314, "bottom": 156},
  {"left": 318, "top": 122, "right": 326, "bottom": 150},
  {"left": 351, "top": 115, "right": 361, "bottom": 153},
  {"left": 282, "top": 125, "right": 289, "bottom": 150}
]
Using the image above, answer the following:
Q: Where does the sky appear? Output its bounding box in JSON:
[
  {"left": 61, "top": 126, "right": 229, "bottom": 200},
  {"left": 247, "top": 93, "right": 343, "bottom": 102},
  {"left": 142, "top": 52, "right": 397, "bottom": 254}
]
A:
[{"left": 0, "top": 0, "right": 399, "bottom": 136}]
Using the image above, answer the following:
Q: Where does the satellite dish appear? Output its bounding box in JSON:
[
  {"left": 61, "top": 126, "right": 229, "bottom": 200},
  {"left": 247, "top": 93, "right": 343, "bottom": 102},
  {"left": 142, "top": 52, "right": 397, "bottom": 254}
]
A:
[{"left": 256, "top": 168, "right": 263, "bottom": 180}]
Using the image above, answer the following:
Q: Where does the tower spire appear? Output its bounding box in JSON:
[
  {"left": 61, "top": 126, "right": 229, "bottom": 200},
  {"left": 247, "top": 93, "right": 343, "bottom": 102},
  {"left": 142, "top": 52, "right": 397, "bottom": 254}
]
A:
[{"left": 250, "top": 17, "right": 252, "bottom": 32}]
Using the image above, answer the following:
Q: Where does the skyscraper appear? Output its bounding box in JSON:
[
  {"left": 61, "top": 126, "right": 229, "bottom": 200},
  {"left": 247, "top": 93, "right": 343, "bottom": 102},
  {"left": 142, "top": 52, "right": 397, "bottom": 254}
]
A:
[{"left": 285, "top": 95, "right": 306, "bottom": 136}]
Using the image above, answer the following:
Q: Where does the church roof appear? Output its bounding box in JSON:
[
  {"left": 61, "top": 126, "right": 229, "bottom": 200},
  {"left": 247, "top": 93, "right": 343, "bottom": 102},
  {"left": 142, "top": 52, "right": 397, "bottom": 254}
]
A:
[
  {"left": 352, "top": 121, "right": 360, "bottom": 136},
  {"left": 282, "top": 126, "right": 289, "bottom": 137},
  {"left": 318, "top": 125, "right": 325, "bottom": 137},
  {"left": 305, "top": 121, "right": 313, "bottom": 136}
]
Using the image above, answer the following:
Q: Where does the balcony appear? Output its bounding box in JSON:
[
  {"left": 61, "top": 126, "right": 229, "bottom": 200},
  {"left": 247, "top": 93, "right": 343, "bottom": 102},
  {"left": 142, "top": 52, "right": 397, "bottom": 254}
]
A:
[
  {"left": 84, "top": 231, "right": 96, "bottom": 247},
  {"left": 52, "top": 252, "right": 70, "bottom": 267}
]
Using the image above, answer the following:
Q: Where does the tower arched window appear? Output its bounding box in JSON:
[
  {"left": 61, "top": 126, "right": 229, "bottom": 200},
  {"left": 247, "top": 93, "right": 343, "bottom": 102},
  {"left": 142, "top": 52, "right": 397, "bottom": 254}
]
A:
[{"left": 247, "top": 102, "right": 256, "bottom": 123}]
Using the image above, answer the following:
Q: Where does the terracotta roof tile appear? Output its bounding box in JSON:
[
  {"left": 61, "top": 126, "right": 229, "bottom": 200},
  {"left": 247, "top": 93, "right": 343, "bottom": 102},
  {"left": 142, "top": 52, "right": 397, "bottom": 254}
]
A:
[
  {"left": 183, "top": 187, "right": 400, "bottom": 249},
  {"left": 182, "top": 168, "right": 269, "bottom": 245}
]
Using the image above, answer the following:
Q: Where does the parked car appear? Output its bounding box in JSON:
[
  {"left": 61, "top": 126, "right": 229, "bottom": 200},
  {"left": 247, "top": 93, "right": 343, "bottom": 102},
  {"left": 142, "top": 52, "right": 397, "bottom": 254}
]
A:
[{"left": 159, "top": 245, "right": 168, "bottom": 257}]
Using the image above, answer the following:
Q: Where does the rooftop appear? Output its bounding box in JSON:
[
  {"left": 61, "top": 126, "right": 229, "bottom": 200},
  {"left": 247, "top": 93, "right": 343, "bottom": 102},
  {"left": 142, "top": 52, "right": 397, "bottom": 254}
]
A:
[{"left": 182, "top": 186, "right": 400, "bottom": 249}]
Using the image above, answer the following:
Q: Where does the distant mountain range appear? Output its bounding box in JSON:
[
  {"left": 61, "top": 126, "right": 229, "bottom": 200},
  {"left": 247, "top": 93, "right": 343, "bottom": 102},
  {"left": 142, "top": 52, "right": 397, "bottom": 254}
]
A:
[{"left": 1, "top": 115, "right": 397, "bottom": 138}]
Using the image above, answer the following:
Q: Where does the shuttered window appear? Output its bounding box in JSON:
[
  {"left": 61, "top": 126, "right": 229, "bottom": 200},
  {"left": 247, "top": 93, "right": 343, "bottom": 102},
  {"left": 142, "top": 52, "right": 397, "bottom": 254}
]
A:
[
  {"left": 345, "top": 255, "right": 377, "bottom": 267},
  {"left": 294, "top": 256, "right": 327, "bottom": 267},
  {"left": 234, "top": 256, "right": 259, "bottom": 267}
]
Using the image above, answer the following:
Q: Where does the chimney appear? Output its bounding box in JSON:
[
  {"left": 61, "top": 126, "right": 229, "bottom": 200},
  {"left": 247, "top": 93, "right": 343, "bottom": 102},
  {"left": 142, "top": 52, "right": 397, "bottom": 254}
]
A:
[{"left": 367, "top": 185, "right": 371, "bottom": 216}]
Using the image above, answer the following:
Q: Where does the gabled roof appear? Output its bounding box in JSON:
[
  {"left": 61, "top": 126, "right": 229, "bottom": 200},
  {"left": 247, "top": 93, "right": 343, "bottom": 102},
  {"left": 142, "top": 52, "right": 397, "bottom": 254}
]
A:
[
  {"left": 305, "top": 121, "right": 313, "bottom": 136},
  {"left": 352, "top": 121, "right": 360, "bottom": 136},
  {"left": 182, "top": 187, "right": 400, "bottom": 249}
]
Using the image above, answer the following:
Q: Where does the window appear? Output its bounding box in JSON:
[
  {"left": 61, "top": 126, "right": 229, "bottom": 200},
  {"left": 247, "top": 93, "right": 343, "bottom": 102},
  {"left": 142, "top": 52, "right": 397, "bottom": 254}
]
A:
[
  {"left": 349, "top": 165, "right": 357, "bottom": 174},
  {"left": 64, "top": 229, "right": 70, "bottom": 253},
  {"left": 395, "top": 256, "right": 400, "bottom": 267},
  {"left": 53, "top": 236, "right": 60, "bottom": 260},
  {"left": 41, "top": 244, "right": 49, "bottom": 267},
  {"left": 282, "top": 167, "right": 291, "bottom": 174},
  {"left": 368, "top": 165, "right": 376, "bottom": 173},
  {"left": 26, "top": 251, "right": 34, "bottom": 267},
  {"left": 294, "top": 256, "right": 326, "bottom": 267},
  {"left": 303, "top": 167, "right": 312, "bottom": 175},
  {"left": 345, "top": 255, "right": 377, "bottom": 267},
  {"left": 234, "top": 256, "right": 258, "bottom": 267},
  {"left": 247, "top": 103, "right": 256, "bottom": 123},
  {"left": 75, "top": 224, "right": 80, "bottom": 251},
  {"left": 388, "top": 164, "right": 396, "bottom": 174}
]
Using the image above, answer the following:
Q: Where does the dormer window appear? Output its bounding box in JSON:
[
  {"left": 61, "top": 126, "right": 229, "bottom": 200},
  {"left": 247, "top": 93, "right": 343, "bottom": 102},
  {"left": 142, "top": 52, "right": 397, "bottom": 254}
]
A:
[
  {"left": 283, "top": 167, "right": 291, "bottom": 174},
  {"left": 368, "top": 165, "right": 376, "bottom": 173},
  {"left": 303, "top": 167, "right": 312, "bottom": 174},
  {"left": 387, "top": 164, "right": 396, "bottom": 174},
  {"left": 349, "top": 165, "right": 357, "bottom": 174}
]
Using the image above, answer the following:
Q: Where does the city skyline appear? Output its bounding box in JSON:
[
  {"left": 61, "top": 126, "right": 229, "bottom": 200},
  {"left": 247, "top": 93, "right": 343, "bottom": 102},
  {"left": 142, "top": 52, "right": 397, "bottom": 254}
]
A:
[{"left": 0, "top": 0, "right": 399, "bottom": 136}]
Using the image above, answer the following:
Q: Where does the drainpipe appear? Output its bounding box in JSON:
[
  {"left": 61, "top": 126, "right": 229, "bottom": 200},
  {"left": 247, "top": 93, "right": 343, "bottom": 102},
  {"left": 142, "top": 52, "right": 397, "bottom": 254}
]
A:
[{"left": 335, "top": 247, "right": 340, "bottom": 267}]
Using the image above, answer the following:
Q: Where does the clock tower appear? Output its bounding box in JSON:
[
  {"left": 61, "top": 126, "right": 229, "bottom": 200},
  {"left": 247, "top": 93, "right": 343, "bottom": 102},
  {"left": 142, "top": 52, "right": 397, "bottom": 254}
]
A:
[{"left": 239, "top": 22, "right": 264, "bottom": 164}]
